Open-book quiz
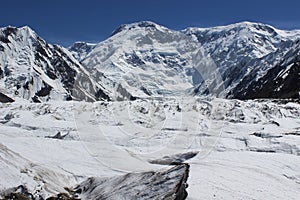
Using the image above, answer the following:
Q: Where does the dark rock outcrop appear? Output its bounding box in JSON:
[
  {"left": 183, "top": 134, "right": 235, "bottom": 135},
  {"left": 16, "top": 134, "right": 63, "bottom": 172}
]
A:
[
  {"left": 0, "top": 185, "right": 35, "bottom": 200},
  {"left": 149, "top": 152, "right": 198, "bottom": 165},
  {"left": 0, "top": 92, "right": 14, "bottom": 103},
  {"left": 0, "top": 26, "right": 112, "bottom": 102},
  {"left": 233, "top": 59, "right": 300, "bottom": 99},
  {"left": 73, "top": 164, "right": 190, "bottom": 200}
]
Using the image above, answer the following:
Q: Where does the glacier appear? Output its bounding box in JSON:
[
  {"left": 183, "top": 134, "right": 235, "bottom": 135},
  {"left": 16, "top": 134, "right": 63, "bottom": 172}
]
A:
[
  {"left": 0, "top": 21, "right": 300, "bottom": 199},
  {"left": 0, "top": 98, "right": 300, "bottom": 199}
]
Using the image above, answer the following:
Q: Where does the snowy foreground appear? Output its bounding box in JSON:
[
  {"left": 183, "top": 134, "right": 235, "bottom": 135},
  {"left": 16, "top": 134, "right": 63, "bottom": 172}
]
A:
[{"left": 0, "top": 97, "right": 299, "bottom": 199}]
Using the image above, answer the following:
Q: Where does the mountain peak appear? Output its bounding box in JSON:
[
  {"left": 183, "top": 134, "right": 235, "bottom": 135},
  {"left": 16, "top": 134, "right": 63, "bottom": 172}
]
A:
[
  {"left": 69, "top": 41, "right": 97, "bottom": 61},
  {"left": 19, "top": 25, "right": 35, "bottom": 31},
  {"left": 0, "top": 26, "right": 18, "bottom": 38},
  {"left": 185, "top": 21, "right": 275, "bottom": 32},
  {"left": 184, "top": 21, "right": 300, "bottom": 39},
  {"left": 229, "top": 21, "right": 267, "bottom": 27},
  {"left": 0, "top": 25, "right": 37, "bottom": 43},
  {"left": 69, "top": 41, "right": 97, "bottom": 51},
  {"left": 111, "top": 21, "right": 165, "bottom": 36},
  {"left": 0, "top": 25, "right": 36, "bottom": 34}
]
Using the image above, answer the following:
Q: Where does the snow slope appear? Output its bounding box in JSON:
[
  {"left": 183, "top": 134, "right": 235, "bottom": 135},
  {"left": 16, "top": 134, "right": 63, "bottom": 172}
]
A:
[
  {"left": 0, "top": 26, "right": 127, "bottom": 103},
  {"left": 68, "top": 41, "right": 96, "bottom": 62},
  {"left": 70, "top": 21, "right": 300, "bottom": 99},
  {"left": 1, "top": 22, "right": 299, "bottom": 102},
  {"left": 184, "top": 22, "right": 300, "bottom": 98},
  {"left": 71, "top": 21, "right": 222, "bottom": 98}
]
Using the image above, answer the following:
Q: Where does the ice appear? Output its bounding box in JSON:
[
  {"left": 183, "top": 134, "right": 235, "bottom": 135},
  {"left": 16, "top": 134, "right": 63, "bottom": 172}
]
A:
[{"left": 0, "top": 98, "right": 299, "bottom": 199}]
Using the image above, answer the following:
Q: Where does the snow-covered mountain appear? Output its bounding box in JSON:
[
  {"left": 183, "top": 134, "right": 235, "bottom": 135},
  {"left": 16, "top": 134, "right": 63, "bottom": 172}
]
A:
[
  {"left": 68, "top": 41, "right": 96, "bottom": 62},
  {"left": 232, "top": 44, "right": 300, "bottom": 99},
  {"left": 1, "top": 21, "right": 300, "bottom": 200},
  {"left": 68, "top": 21, "right": 300, "bottom": 99},
  {"left": 0, "top": 26, "right": 120, "bottom": 102},
  {"left": 70, "top": 22, "right": 204, "bottom": 98},
  {"left": 184, "top": 22, "right": 300, "bottom": 98},
  {"left": 1, "top": 22, "right": 299, "bottom": 102}
]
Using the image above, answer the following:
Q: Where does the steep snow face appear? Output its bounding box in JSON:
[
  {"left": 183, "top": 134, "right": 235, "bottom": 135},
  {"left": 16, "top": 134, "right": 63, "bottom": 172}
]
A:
[
  {"left": 71, "top": 21, "right": 300, "bottom": 99},
  {"left": 69, "top": 41, "right": 96, "bottom": 61},
  {"left": 184, "top": 22, "right": 296, "bottom": 59},
  {"left": 0, "top": 26, "right": 112, "bottom": 102},
  {"left": 232, "top": 45, "right": 300, "bottom": 99},
  {"left": 184, "top": 22, "right": 300, "bottom": 98},
  {"left": 1, "top": 22, "right": 299, "bottom": 102},
  {"left": 184, "top": 21, "right": 300, "bottom": 67},
  {"left": 80, "top": 21, "right": 221, "bottom": 98}
]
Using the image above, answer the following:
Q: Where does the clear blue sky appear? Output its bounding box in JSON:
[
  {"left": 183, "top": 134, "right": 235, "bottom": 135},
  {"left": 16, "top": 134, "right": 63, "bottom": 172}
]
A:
[{"left": 1, "top": 0, "right": 300, "bottom": 46}]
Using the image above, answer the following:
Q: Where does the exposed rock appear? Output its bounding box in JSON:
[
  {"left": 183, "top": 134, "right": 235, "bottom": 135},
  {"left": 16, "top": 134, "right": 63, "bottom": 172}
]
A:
[
  {"left": 149, "top": 152, "right": 198, "bottom": 165},
  {"left": 68, "top": 42, "right": 96, "bottom": 61},
  {"left": 2, "top": 22, "right": 300, "bottom": 101},
  {"left": 252, "top": 132, "right": 283, "bottom": 139},
  {"left": 0, "top": 92, "right": 14, "bottom": 103},
  {"left": 233, "top": 57, "right": 300, "bottom": 99},
  {"left": 0, "top": 185, "right": 34, "bottom": 200},
  {"left": 73, "top": 164, "right": 190, "bottom": 200},
  {"left": 0, "top": 26, "right": 114, "bottom": 102},
  {"left": 45, "top": 132, "right": 69, "bottom": 140}
]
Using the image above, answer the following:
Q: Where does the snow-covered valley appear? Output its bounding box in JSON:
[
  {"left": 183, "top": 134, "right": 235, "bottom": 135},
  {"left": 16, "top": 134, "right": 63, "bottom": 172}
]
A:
[{"left": 0, "top": 98, "right": 299, "bottom": 199}]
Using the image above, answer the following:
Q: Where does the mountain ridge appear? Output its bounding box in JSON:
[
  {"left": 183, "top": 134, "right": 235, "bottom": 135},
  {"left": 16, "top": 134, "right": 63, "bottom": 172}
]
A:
[
  {"left": 70, "top": 21, "right": 300, "bottom": 99},
  {"left": 1, "top": 21, "right": 299, "bottom": 102},
  {"left": 0, "top": 25, "right": 115, "bottom": 102}
]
